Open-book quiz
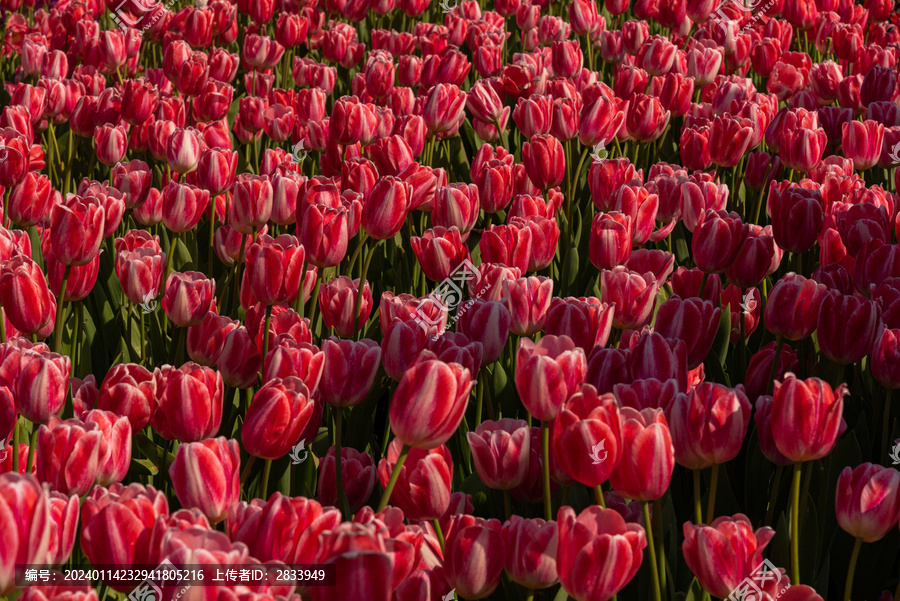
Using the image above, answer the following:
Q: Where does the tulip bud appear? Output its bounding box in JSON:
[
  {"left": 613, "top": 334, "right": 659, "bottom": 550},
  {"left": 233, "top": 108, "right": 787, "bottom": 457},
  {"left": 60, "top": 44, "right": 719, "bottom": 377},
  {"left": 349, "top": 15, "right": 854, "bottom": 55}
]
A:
[{"left": 169, "top": 437, "right": 240, "bottom": 524}]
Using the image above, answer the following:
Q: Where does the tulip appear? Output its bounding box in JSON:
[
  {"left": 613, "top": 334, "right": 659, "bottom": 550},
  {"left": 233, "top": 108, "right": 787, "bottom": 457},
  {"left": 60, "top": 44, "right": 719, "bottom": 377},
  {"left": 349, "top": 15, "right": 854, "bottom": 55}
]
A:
[
  {"left": 48, "top": 195, "right": 105, "bottom": 267},
  {"left": 872, "top": 328, "right": 900, "bottom": 389},
  {"left": 835, "top": 463, "right": 900, "bottom": 543},
  {"left": 161, "top": 182, "right": 210, "bottom": 233},
  {"left": 764, "top": 274, "right": 828, "bottom": 341},
  {"left": 377, "top": 440, "right": 452, "bottom": 521},
  {"left": 80, "top": 409, "right": 131, "bottom": 487},
  {"left": 0, "top": 473, "right": 53, "bottom": 595},
  {"left": 516, "top": 335, "right": 587, "bottom": 422},
  {"left": 709, "top": 114, "right": 755, "bottom": 168},
  {"left": 480, "top": 222, "right": 533, "bottom": 273},
  {"left": 653, "top": 296, "right": 721, "bottom": 369},
  {"left": 0, "top": 256, "right": 55, "bottom": 336},
  {"left": 767, "top": 183, "right": 824, "bottom": 254},
  {"left": 669, "top": 383, "right": 751, "bottom": 471},
  {"left": 410, "top": 227, "right": 469, "bottom": 282},
  {"left": 422, "top": 83, "right": 467, "bottom": 136},
  {"left": 96, "top": 363, "right": 156, "bottom": 432},
  {"left": 817, "top": 293, "right": 880, "bottom": 365},
  {"left": 362, "top": 176, "right": 412, "bottom": 240},
  {"left": 444, "top": 520, "right": 507, "bottom": 599},
  {"left": 7, "top": 172, "right": 53, "bottom": 227},
  {"left": 457, "top": 300, "right": 512, "bottom": 365},
  {"left": 600, "top": 266, "right": 659, "bottom": 331},
  {"left": 467, "top": 419, "right": 531, "bottom": 490},
  {"left": 242, "top": 377, "right": 314, "bottom": 460},
  {"left": 93, "top": 124, "right": 128, "bottom": 166},
  {"left": 197, "top": 148, "right": 238, "bottom": 195},
  {"left": 609, "top": 407, "right": 675, "bottom": 501},
  {"left": 522, "top": 134, "right": 565, "bottom": 191},
  {"left": 36, "top": 417, "right": 103, "bottom": 497},
  {"left": 227, "top": 494, "right": 341, "bottom": 564},
  {"left": 626, "top": 93, "right": 670, "bottom": 142},
  {"left": 557, "top": 506, "right": 647, "bottom": 601},
  {"left": 551, "top": 385, "right": 622, "bottom": 487},
  {"left": 318, "top": 447, "right": 376, "bottom": 513},
  {"left": 692, "top": 210, "right": 748, "bottom": 275},
  {"left": 165, "top": 128, "right": 201, "bottom": 175},
  {"left": 543, "top": 296, "right": 615, "bottom": 352},
  {"left": 589, "top": 211, "right": 632, "bottom": 271},
  {"left": 231, "top": 174, "right": 273, "bottom": 236},
  {"left": 318, "top": 338, "right": 381, "bottom": 408},
  {"left": 502, "top": 516, "right": 559, "bottom": 590},
  {"left": 243, "top": 234, "right": 305, "bottom": 307},
  {"left": 46, "top": 490, "right": 78, "bottom": 566},
  {"left": 151, "top": 363, "right": 223, "bottom": 443},
  {"left": 772, "top": 374, "right": 846, "bottom": 463},
  {"left": 169, "top": 437, "right": 240, "bottom": 524},
  {"left": 161, "top": 271, "right": 215, "bottom": 328},
  {"left": 503, "top": 276, "right": 553, "bottom": 336},
  {"left": 842, "top": 119, "right": 885, "bottom": 171},
  {"left": 318, "top": 276, "right": 373, "bottom": 338},
  {"left": 433, "top": 183, "right": 480, "bottom": 233},
  {"left": 16, "top": 350, "right": 70, "bottom": 424},
  {"left": 682, "top": 514, "right": 776, "bottom": 599},
  {"left": 780, "top": 126, "right": 827, "bottom": 172}
]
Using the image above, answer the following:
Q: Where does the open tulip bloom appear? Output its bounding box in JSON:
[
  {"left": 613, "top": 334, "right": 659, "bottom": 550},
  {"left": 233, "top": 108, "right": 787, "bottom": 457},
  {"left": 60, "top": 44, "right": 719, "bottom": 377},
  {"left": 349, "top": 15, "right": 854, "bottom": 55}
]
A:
[{"left": 4, "top": 2, "right": 900, "bottom": 601}]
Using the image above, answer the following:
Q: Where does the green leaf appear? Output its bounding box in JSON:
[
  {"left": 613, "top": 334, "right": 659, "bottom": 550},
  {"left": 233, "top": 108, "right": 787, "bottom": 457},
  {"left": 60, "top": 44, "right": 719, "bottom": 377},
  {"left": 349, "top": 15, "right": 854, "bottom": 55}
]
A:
[{"left": 683, "top": 578, "right": 704, "bottom": 601}]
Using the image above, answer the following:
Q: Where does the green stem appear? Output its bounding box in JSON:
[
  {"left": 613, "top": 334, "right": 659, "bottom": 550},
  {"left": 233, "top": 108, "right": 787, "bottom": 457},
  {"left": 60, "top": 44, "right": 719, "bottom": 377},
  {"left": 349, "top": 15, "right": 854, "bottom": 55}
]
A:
[
  {"left": 642, "top": 501, "right": 662, "bottom": 601},
  {"left": 334, "top": 407, "right": 351, "bottom": 519},
  {"left": 260, "top": 304, "right": 273, "bottom": 373},
  {"left": 240, "top": 454, "right": 258, "bottom": 487},
  {"left": 767, "top": 336, "right": 784, "bottom": 396},
  {"left": 25, "top": 425, "right": 38, "bottom": 476},
  {"left": 843, "top": 537, "right": 862, "bottom": 601},
  {"left": 355, "top": 240, "right": 379, "bottom": 339},
  {"left": 706, "top": 463, "right": 719, "bottom": 524},
  {"left": 542, "top": 420, "right": 552, "bottom": 521},
  {"left": 432, "top": 518, "right": 445, "bottom": 552},
  {"left": 790, "top": 462, "right": 803, "bottom": 585},
  {"left": 693, "top": 469, "right": 703, "bottom": 524},
  {"left": 260, "top": 458, "right": 272, "bottom": 500},
  {"left": 231, "top": 235, "right": 247, "bottom": 318},
  {"left": 474, "top": 377, "right": 484, "bottom": 426},
  {"left": 594, "top": 485, "right": 606, "bottom": 508},
  {"left": 52, "top": 265, "right": 72, "bottom": 354},
  {"left": 11, "top": 417, "right": 19, "bottom": 473},
  {"left": 377, "top": 444, "right": 411, "bottom": 511},
  {"left": 765, "top": 465, "right": 784, "bottom": 528}
]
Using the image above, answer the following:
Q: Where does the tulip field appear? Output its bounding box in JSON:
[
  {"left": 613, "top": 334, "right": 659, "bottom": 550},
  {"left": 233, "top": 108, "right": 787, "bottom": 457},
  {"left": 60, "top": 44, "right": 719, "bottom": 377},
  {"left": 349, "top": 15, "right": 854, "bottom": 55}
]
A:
[{"left": 4, "top": 0, "right": 900, "bottom": 599}]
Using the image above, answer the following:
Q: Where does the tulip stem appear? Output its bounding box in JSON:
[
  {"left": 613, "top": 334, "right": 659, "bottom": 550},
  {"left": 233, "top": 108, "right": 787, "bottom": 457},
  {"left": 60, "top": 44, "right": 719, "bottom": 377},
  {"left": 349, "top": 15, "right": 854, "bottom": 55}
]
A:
[
  {"left": 25, "top": 424, "right": 37, "bottom": 476},
  {"left": 231, "top": 235, "right": 247, "bottom": 318},
  {"left": 11, "top": 417, "right": 19, "bottom": 473},
  {"left": 432, "top": 518, "right": 445, "bottom": 552},
  {"left": 766, "top": 336, "right": 784, "bottom": 396},
  {"left": 693, "top": 469, "right": 703, "bottom": 524},
  {"left": 52, "top": 264, "right": 72, "bottom": 354},
  {"left": 840, "top": 536, "right": 864, "bottom": 601},
  {"left": 790, "top": 462, "right": 802, "bottom": 585},
  {"left": 334, "top": 408, "right": 351, "bottom": 520},
  {"left": 541, "top": 420, "right": 552, "bottom": 521},
  {"left": 594, "top": 485, "right": 606, "bottom": 508},
  {"left": 377, "top": 443, "right": 410, "bottom": 512},
  {"left": 765, "top": 464, "right": 785, "bottom": 528},
  {"left": 355, "top": 239, "right": 379, "bottom": 340},
  {"left": 140, "top": 309, "right": 146, "bottom": 365},
  {"left": 642, "top": 501, "right": 662, "bottom": 601},
  {"left": 260, "top": 305, "right": 273, "bottom": 375},
  {"left": 260, "top": 458, "right": 272, "bottom": 501},
  {"left": 706, "top": 464, "right": 719, "bottom": 524},
  {"left": 240, "top": 455, "right": 258, "bottom": 487},
  {"left": 882, "top": 388, "right": 894, "bottom": 465},
  {"left": 474, "top": 377, "right": 484, "bottom": 426}
]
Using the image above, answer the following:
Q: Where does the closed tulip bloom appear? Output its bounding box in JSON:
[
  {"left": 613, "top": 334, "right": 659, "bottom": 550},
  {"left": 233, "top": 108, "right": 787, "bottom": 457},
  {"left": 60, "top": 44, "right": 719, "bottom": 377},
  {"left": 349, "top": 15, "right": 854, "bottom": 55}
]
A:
[
  {"left": 504, "top": 276, "right": 553, "bottom": 336},
  {"left": 551, "top": 385, "right": 621, "bottom": 487},
  {"left": 165, "top": 128, "right": 201, "bottom": 175},
  {"left": 411, "top": 227, "right": 469, "bottom": 282},
  {"left": 480, "top": 222, "right": 533, "bottom": 273},
  {"left": 457, "top": 300, "right": 512, "bottom": 365},
  {"left": 754, "top": 395, "right": 793, "bottom": 466},
  {"left": 654, "top": 296, "right": 721, "bottom": 369},
  {"left": 97, "top": 363, "right": 156, "bottom": 432},
  {"left": 169, "top": 437, "right": 240, "bottom": 524},
  {"left": 552, "top": 40, "right": 583, "bottom": 78},
  {"left": 708, "top": 114, "right": 754, "bottom": 168},
  {"left": 443, "top": 515, "right": 506, "bottom": 599},
  {"left": 231, "top": 174, "right": 273, "bottom": 235},
  {"left": 36, "top": 417, "right": 103, "bottom": 497},
  {"left": 589, "top": 211, "right": 633, "bottom": 271},
  {"left": 242, "top": 377, "right": 314, "bottom": 460},
  {"left": 217, "top": 327, "right": 263, "bottom": 389},
  {"left": 161, "top": 181, "right": 210, "bottom": 233},
  {"left": 767, "top": 183, "right": 824, "bottom": 254},
  {"left": 579, "top": 96, "right": 626, "bottom": 149},
  {"left": 16, "top": 350, "right": 70, "bottom": 424},
  {"left": 152, "top": 363, "right": 223, "bottom": 442},
  {"left": 772, "top": 374, "right": 846, "bottom": 463},
  {"left": 557, "top": 506, "right": 646, "bottom": 601},
  {"left": 817, "top": 293, "right": 880, "bottom": 365},
  {"left": 318, "top": 446, "right": 377, "bottom": 513},
  {"left": 842, "top": 119, "right": 884, "bottom": 171},
  {"left": 609, "top": 407, "right": 674, "bottom": 501},
  {"left": 589, "top": 158, "right": 642, "bottom": 212},
  {"left": 780, "top": 126, "right": 827, "bottom": 172},
  {"left": 390, "top": 359, "right": 473, "bottom": 449},
  {"left": 544, "top": 297, "right": 615, "bottom": 351},
  {"left": 835, "top": 463, "right": 900, "bottom": 543},
  {"left": 377, "top": 440, "right": 453, "bottom": 521},
  {"left": 243, "top": 234, "right": 305, "bottom": 306},
  {"left": 467, "top": 418, "right": 531, "bottom": 490},
  {"left": 600, "top": 266, "right": 659, "bottom": 331},
  {"left": 318, "top": 338, "right": 381, "bottom": 408},
  {"left": 318, "top": 276, "right": 373, "bottom": 338},
  {"left": 626, "top": 93, "right": 670, "bottom": 142},
  {"left": 45, "top": 490, "right": 79, "bottom": 566},
  {"left": 726, "top": 225, "right": 782, "bottom": 288},
  {"left": 502, "top": 516, "right": 559, "bottom": 590},
  {"left": 0, "top": 256, "right": 55, "bottom": 336},
  {"left": 668, "top": 383, "right": 751, "bottom": 470},
  {"left": 187, "top": 313, "right": 238, "bottom": 367},
  {"left": 362, "top": 176, "right": 411, "bottom": 240},
  {"left": 513, "top": 95, "right": 552, "bottom": 140},
  {"left": 197, "top": 148, "right": 237, "bottom": 195},
  {"left": 692, "top": 210, "right": 748, "bottom": 275},
  {"left": 516, "top": 335, "right": 587, "bottom": 421},
  {"left": 49, "top": 195, "right": 105, "bottom": 267},
  {"left": 433, "top": 183, "right": 480, "bottom": 233},
  {"left": 81, "top": 409, "right": 131, "bottom": 487},
  {"left": 162, "top": 271, "right": 215, "bottom": 327},
  {"left": 764, "top": 274, "right": 828, "bottom": 341},
  {"left": 682, "top": 514, "right": 776, "bottom": 599},
  {"left": 299, "top": 203, "right": 349, "bottom": 269},
  {"left": 872, "top": 328, "right": 900, "bottom": 389},
  {"left": 422, "top": 83, "right": 467, "bottom": 135},
  {"left": 114, "top": 244, "right": 165, "bottom": 307},
  {"left": 522, "top": 134, "right": 565, "bottom": 191},
  {"left": 93, "top": 124, "right": 128, "bottom": 166},
  {"left": 8, "top": 172, "right": 53, "bottom": 227},
  {"left": 0, "top": 473, "right": 53, "bottom": 595}
]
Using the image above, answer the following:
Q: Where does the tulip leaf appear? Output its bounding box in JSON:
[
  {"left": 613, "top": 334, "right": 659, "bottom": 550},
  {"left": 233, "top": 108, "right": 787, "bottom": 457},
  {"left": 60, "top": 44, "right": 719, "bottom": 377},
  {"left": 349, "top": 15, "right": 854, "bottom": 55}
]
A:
[
  {"left": 565, "top": 247, "right": 579, "bottom": 289},
  {"left": 682, "top": 577, "right": 704, "bottom": 601},
  {"left": 714, "top": 306, "right": 731, "bottom": 369},
  {"left": 551, "top": 586, "right": 569, "bottom": 601}
]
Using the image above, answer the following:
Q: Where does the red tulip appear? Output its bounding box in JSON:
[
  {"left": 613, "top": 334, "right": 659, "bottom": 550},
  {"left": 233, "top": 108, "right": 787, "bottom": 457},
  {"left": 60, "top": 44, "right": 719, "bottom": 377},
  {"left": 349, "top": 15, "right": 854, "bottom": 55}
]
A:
[
  {"left": 16, "top": 349, "right": 70, "bottom": 424},
  {"left": 0, "top": 473, "right": 53, "bottom": 595},
  {"left": 151, "top": 363, "right": 223, "bottom": 442},
  {"left": 318, "top": 337, "right": 381, "bottom": 407},
  {"left": 609, "top": 407, "right": 674, "bottom": 501},
  {"left": 842, "top": 119, "right": 885, "bottom": 171},
  {"left": 522, "top": 134, "right": 565, "bottom": 191},
  {"left": 772, "top": 374, "right": 846, "bottom": 462},
  {"left": 161, "top": 181, "right": 210, "bottom": 233},
  {"left": 433, "top": 183, "right": 480, "bottom": 233},
  {"left": 600, "top": 266, "right": 659, "bottom": 331},
  {"left": 626, "top": 93, "right": 670, "bottom": 142},
  {"left": 169, "top": 436, "right": 240, "bottom": 524},
  {"left": 318, "top": 276, "right": 373, "bottom": 338},
  {"left": 516, "top": 335, "right": 587, "bottom": 421},
  {"left": 502, "top": 515, "right": 559, "bottom": 590},
  {"left": 503, "top": 276, "right": 553, "bottom": 336},
  {"left": 48, "top": 195, "right": 105, "bottom": 267},
  {"left": 467, "top": 418, "right": 531, "bottom": 490},
  {"left": 242, "top": 377, "right": 315, "bottom": 460},
  {"left": 377, "top": 440, "right": 453, "bottom": 521},
  {"left": 557, "top": 505, "right": 647, "bottom": 601},
  {"left": 161, "top": 271, "right": 215, "bottom": 327},
  {"left": 817, "top": 292, "right": 880, "bottom": 365},
  {"left": 318, "top": 446, "right": 376, "bottom": 513},
  {"left": 543, "top": 296, "right": 615, "bottom": 351},
  {"left": 480, "top": 222, "right": 533, "bottom": 273},
  {"left": 0, "top": 256, "right": 55, "bottom": 336},
  {"left": 80, "top": 409, "right": 131, "bottom": 487},
  {"left": 551, "top": 385, "right": 622, "bottom": 487},
  {"left": 668, "top": 383, "right": 751, "bottom": 470},
  {"left": 46, "top": 490, "right": 79, "bottom": 566},
  {"left": 682, "top": 514, "right": 776, "bottom": 599},
  {"left": 410, "top": 227, "right": 469, "bottom": 282},
  {"left": 361, "top": 176, "right": 411, "bottom": 240},
  {"left": 836, "top": 463, "right": 900, "bottom": 542},
  {"left": 389, "top": 359, "right": 473, "bottom": 449},
  {"left": 36, "top": 417, "right": 103, "bottom": 497},
  {"left": 457, "top": 300, "right": 511, "bottom": 365},
  {"left": 243, "top": 233, "right": 305, "bottom": 306},
  {"left": 93, "top": 124, "right": 128, "bottom": 166},
  {"left": 7, "top": 172, "right": 53, "bottom": 227},
  {"left": 764, "top": 274, "right": 828, "bottom": 341},
  {"left": 653, "top": 296, "right": 721, "bottom": 369},
  {"left": 96, "top": 363, "right": 156, "bottom": 432}
]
